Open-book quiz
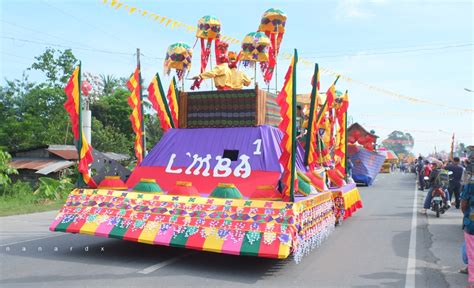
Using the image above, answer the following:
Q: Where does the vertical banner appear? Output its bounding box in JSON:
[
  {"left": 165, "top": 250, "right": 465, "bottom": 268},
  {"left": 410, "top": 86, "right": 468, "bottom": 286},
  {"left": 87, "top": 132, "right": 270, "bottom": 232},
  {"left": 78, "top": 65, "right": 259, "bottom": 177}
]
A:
[
  {"left": 127, "top": 67, "right": 144, "bottom": 164},
  {"left": 304, "top": 63, "right": 319, "bottom": 169},
  {"left": 64, "top": 64, "right": 97, "bottom": 188},
  {"left": 147, "top": 73, "right": 175, "bottom": 131},
  {"left": 277, "top": 49, "right": 297, "bottom": 202}
]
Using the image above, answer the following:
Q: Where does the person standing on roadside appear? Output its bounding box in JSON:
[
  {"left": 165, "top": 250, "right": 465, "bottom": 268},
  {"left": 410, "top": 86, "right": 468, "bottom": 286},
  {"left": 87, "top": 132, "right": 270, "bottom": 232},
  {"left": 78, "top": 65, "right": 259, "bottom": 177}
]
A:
[
  {"left": 447, "top": 157, "right": 465, "bottom": 209},
  {"left": 417, "top": 156, "right": 425, "bottom": 191},
  {"left": 460, "top": 173, "right": 474, "bottom": 284}
]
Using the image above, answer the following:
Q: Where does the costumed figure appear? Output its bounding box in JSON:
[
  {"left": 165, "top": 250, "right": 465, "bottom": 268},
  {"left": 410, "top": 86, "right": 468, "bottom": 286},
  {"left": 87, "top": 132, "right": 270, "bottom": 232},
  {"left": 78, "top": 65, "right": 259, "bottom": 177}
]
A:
[
  {"left": 228, "top": 51, "right": 251, "bottom": 90},
  {"left": 192, "top": 41, "right": 232, "bottom": 90}
]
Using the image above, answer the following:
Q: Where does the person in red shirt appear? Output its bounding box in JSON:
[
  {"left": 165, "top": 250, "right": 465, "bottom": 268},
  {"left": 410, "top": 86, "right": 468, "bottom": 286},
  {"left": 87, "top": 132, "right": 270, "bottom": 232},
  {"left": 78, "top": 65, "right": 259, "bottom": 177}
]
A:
[{"left": 424, "top": 161, "right": 432, "bottom": 177}]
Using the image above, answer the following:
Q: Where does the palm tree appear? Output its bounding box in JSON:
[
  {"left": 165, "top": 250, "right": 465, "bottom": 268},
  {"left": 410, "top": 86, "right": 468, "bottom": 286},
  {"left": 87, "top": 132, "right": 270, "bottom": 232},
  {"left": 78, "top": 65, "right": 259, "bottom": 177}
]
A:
[{"left": 100, "top": 74, "right": 119, "bottom": 95}]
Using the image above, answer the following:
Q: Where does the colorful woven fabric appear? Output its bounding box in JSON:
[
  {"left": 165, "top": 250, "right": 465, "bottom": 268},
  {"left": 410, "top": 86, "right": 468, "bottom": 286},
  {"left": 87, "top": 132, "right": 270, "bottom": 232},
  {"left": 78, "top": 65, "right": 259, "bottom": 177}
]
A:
[
  {"left": 127, "top": 67, "right": 144, "bottom": 164},
  {"left": 50, "top": 189, "right": 335, "bottom": 260},
  {"left": 331, "top": 186, "right": 363, "bottom": 222},
  {"left": 148, "top": 73, "right": 175, "bottom": 131},
  {"left": 64, "top": 65, "right": 96, "bottom": 188},
  {"left": 276, "top": 50, "right": 298, "bottom": 201}
]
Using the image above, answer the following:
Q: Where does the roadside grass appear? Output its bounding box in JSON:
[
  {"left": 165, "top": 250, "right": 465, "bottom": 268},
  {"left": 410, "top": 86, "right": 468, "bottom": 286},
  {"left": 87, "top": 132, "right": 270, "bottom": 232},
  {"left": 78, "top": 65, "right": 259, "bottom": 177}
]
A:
[
  {"left": 0, "top": 180, "right": 67, "bottom": 217},
  {"left": 0, "top": 198, "right": 65, "bottom": 217}
]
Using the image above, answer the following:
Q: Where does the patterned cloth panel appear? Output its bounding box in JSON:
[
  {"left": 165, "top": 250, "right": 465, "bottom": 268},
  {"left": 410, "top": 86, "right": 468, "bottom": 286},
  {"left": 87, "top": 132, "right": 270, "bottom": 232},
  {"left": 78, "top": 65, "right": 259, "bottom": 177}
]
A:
[{"left": 50, "top": 189, "right": 335, "bottom": 260}]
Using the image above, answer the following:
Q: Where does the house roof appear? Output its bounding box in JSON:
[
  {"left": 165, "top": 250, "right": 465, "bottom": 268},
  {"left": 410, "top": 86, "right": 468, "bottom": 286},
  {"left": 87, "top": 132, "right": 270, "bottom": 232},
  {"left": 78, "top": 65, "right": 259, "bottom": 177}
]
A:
[
  {"left": 47, "top": 145, "right": 78, "bottom": 160},
  {"left": 348, "top": 123, "right": 379, "bottom": 138}
]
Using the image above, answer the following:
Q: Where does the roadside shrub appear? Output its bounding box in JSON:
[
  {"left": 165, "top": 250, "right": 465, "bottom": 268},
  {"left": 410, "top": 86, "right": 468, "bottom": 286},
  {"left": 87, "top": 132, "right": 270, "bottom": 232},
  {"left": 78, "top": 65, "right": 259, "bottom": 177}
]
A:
[{"left": 34, "top": 177, "right": 74, "bottom": 201}]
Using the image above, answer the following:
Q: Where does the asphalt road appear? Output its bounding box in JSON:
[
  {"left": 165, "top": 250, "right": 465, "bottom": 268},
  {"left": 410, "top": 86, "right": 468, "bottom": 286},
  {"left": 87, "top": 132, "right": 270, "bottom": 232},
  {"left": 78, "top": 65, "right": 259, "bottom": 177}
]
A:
[{"left": 0, "top": 173, "right": 468, "bottom": 287}]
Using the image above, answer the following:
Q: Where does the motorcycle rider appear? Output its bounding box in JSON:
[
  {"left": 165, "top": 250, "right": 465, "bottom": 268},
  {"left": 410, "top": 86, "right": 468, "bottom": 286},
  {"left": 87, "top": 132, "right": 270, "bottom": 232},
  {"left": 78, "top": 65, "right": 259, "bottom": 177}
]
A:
[{"left": 421, "top": 161, "right": 451, "bottom": 214}]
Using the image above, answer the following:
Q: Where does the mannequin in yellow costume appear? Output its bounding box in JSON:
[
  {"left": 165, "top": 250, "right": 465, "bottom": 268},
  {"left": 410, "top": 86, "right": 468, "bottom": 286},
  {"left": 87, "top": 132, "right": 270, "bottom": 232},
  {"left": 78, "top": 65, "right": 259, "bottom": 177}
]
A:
[
  {"left": 228, "top": 51, "right": 251, "bottom": 90},
  {"left": 192, "top": 46, "right": 251, "bottom": 90}
]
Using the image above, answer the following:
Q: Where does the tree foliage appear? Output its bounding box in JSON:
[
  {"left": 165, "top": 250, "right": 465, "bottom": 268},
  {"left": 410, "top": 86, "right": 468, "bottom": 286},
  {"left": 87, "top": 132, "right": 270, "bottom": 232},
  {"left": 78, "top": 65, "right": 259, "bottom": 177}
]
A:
[
  {"left": 29, "top": 48, "right": 78, "bottom": 86},
  {"left": 381, "top": 130, "right": 414, "bottom": 155}
]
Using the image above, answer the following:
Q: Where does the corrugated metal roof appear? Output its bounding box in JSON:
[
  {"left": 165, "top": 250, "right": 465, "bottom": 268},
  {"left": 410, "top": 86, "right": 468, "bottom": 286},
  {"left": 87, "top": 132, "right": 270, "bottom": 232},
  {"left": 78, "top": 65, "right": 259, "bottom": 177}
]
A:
[
  {"left": 36, "top": 161, "right": 75, "bottom": 175},
  {"left": 10, "top": 159, "right": 58, "bottom": 170},
  {"left": 102, "top": 152, "right": 129, "bottom": 161},
  {"left": 47, "top": 145, "right": 78, "bottom": 160},
  {"left": 48, "top": 149, "right": 78, "bottom": 160}
]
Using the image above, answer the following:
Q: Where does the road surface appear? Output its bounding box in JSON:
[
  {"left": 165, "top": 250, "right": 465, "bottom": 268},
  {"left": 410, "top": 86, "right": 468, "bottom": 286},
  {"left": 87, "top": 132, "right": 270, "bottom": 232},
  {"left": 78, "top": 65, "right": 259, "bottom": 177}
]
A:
[{"left": 0, "top": 173, "right": 467, "bottom": 287}]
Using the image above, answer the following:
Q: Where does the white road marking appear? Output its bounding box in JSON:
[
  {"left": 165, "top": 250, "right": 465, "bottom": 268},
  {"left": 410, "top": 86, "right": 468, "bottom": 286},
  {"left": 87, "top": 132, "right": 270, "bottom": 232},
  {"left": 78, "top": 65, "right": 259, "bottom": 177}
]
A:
[
  {"left": 137, "top": 253, "right": 192, "bottom": 274},
  {"left": 405, "top": 183, "right": 419, "bottom": 288},
  {"left": 0, "top": 233, "right": 67, "bottom": 247}
]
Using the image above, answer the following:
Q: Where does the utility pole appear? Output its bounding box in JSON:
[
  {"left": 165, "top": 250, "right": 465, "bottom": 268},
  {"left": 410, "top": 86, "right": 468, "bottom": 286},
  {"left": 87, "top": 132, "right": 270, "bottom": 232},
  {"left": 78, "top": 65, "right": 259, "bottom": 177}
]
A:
[{"left": 137, "top": 48, "right": 146, "bottom": 157}]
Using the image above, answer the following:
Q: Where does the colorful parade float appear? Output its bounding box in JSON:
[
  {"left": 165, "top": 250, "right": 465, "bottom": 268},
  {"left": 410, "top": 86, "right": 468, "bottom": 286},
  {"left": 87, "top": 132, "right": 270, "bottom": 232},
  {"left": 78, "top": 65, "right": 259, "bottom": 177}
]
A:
[
  {"left": 347, "top": 123, "right": 386, "bottom": 185},
  {"left": 377, "top": 148, "right": 399, "bottom": 173},
  {"left": 50, "top": 9, "right": 362, "bottom": 262}
]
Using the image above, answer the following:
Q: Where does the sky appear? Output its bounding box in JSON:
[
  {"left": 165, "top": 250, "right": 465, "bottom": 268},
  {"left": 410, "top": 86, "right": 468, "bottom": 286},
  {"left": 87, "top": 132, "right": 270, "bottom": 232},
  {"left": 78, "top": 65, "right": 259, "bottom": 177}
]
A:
[{"left": 1, "top": 0, "right": 473, "bottom": 155}]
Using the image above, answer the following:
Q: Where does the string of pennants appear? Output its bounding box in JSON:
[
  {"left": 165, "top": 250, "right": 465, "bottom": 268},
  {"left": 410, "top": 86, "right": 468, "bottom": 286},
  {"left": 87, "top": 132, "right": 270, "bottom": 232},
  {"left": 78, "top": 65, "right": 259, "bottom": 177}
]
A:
[{"left": 99, "top": 0, "right": 473, "bottom": 113}]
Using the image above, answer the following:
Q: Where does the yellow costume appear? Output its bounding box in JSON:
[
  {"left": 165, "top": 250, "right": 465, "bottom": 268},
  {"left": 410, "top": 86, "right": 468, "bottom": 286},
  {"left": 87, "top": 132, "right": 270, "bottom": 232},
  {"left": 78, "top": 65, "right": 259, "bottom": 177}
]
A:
[
  {"left": 230, "top": 68, "right": 251, "bottom": 90},
  {"left": 199, "top": 63, "right": 232, "bottom": 90}
]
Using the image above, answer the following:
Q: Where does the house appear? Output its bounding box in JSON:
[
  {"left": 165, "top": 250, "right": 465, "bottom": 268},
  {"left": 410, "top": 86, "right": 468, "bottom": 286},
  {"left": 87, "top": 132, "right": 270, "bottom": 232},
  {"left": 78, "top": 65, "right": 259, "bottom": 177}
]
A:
[{"left": 9, "top": 145, "right": 130, "bottom": 185}]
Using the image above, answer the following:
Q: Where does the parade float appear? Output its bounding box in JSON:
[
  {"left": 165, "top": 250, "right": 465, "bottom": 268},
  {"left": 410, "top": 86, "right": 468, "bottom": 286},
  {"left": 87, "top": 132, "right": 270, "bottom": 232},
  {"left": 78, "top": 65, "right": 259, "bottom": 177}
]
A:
[
  {"left": 378, "top": 148, "right": 398, "bottom": 173},
  {"left": 347, "top": 123, "right": 385, "bottom": 186},
  {"left": 50, "top": 9, "right": 362, "bottom": 262}
]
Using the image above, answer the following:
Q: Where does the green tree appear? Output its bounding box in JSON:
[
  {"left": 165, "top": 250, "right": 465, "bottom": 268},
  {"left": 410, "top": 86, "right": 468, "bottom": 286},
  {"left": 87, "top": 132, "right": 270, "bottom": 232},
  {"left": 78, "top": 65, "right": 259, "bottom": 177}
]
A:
[
  {"left": 29, "top": 48, "right": 78, "bottom": 86},
  {"left": 381, "top": 130, "right": 414, "bottom": 155},
  {"left": 0, "top": 151, "right": 18, "bottom": 187},
  {"left": 100, "top": 74, "right": 120, "bottom": 95}
]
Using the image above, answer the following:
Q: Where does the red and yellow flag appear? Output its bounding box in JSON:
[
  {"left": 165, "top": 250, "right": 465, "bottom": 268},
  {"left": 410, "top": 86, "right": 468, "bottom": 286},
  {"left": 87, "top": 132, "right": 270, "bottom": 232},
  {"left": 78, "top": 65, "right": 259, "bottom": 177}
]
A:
[
  {"left": 64, "top": 65, "right": 96, "bottom": 188},
  {"left": 334, "top": 91, "right": 349, "bottom": 177},
  {"left": 147, "top": 73, "right": 175, "bottom": 131},
  {"left": 167, "top": 77, "right": 179, "bottom": 127},
  {"left": 277, "top": 50, "right": 298, "bottom": 202},
  {"left": 127, "top": 67, "right": 144, "bottom": 164},
  {"left": 305, "top": 63, "right": 320, "bottom": 169},
  {"left": 64, "top": 67, "right": 80, "bottom": 140}
]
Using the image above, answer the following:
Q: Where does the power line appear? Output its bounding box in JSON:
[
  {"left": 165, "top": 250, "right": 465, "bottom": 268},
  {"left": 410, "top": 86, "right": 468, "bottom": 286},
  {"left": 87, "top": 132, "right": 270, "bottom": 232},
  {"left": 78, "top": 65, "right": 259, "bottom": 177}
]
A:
[
  {"left": 1, "top": 36, "right": 134, "bottom": 56},
  {"left": 305, "top": 43, "right": 473, "bottom": 59},
  {"left": 40, "top": 0, "right": 135, "bottom": 47}
]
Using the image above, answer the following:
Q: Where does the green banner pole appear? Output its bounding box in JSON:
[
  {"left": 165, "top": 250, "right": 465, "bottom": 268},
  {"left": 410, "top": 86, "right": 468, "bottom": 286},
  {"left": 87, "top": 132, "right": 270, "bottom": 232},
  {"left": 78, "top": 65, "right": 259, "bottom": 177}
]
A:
[{"left": 304, "top": 63, "right": 319, "bottom": 166}]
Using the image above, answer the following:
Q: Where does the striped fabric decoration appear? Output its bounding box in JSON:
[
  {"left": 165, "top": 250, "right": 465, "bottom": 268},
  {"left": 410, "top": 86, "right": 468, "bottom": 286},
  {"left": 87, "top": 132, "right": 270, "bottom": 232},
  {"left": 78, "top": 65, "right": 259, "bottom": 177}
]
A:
[
  {"left": 305, "top": 63, "right": 320, "bottom": 169},
  {"left": 276, "top": 50, "right": 298, "bottom": 202},
  {"left": 334, "top": 91, "right": 349, "bottom": 176},
  {"left": 50, "top": 189, "right": 336, "bottom": 260},
  {"left": 64, "top": 65, "right": 96, "bottom": 188},
  {"left": 147, "top": 73, "right": 175, "bottom": 131},
  {"left": 127, "top": 67, "right": 144, "bottom": 164},
  {"left": 167, "top": 77, "right": 179, "bottom": 128}
]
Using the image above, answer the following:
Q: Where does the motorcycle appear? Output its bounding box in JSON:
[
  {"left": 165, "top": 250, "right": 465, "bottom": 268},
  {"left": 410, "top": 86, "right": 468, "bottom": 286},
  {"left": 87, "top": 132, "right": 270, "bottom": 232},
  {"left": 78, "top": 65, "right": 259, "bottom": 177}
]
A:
[
  {"left": 430, "top": 171, "right": 453, "bottom": 218},
  {"left": 431, "top": 187, "right": 448, "bottom": 218},
  {"left": 423, "top": 176, "right": 431, "bottom": 190}
]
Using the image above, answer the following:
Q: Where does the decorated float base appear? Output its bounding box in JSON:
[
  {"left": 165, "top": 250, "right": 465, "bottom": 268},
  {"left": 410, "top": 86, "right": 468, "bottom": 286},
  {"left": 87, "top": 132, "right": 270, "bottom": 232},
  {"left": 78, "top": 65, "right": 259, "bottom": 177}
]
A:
[
  {"left": 50, "top": 189, "right": 336, "bottom": 262},
  {"left": 330, "top": 183, "right": 363, "bottom": 224}
]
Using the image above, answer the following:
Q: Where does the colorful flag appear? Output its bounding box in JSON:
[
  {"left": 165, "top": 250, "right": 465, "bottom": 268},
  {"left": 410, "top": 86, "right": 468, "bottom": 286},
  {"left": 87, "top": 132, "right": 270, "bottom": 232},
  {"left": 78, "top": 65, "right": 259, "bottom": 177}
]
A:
[
  {"left": 64, "top": 65, "right": 96, "bottom": 188},
  {"left": 147, "top": 73, "right": 175, "bottom": 131},
  {"left": 167, "top": 77, "right": 179, "bottom": 127},
  {"left": 127, "top": 67, "right": 144, "bottom": 164},
  {"left": 305, "top": 63, "right": 320, "bottom": 169},
  {"left": 64, "top": 66, "right": 80, "bottom": 140},
  {"left": 334, "top": 91, "right": 349, "bottom": 177},
  {"left": 276, "top": 49, "right": 298, "bottom": 202}
]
